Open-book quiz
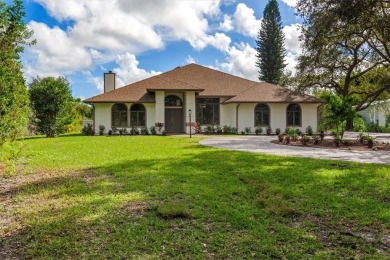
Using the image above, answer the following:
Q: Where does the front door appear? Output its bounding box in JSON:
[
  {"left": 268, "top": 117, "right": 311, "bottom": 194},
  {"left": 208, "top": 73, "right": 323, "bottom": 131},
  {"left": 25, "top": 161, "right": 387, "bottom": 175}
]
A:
[{"left": 165, "top": 108, "right": 183, "bottom": 132}]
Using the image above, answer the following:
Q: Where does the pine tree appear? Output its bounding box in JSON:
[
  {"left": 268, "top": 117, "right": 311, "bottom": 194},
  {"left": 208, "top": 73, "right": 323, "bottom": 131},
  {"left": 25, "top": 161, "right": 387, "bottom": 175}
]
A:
[{"left": 256, "top": 0, "right": 286, "bottom": 84}]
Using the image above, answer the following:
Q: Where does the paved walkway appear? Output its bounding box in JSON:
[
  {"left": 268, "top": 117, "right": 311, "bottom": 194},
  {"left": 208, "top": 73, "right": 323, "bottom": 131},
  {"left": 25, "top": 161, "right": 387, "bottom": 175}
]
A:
[{"left": 200, "top": 133, "right": 390, "bottom": 165}]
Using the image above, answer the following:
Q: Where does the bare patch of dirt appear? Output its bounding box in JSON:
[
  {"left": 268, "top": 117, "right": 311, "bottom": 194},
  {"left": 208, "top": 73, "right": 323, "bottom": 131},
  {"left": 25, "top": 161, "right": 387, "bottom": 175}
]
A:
[{"left": 271, "top": 139, "right": 390, "bottom": 151}]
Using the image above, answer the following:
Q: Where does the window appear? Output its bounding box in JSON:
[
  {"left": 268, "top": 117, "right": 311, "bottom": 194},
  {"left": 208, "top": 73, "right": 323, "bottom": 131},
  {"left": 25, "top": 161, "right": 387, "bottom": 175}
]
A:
[
  {"left": 287, "top": 103, "right": 301, "bottom": 126},
  {"left": 130, "top": 104, "right": 146, "bottom": 126},
  {"left": 165, "top": 95, "right": 182, "bottom": 107},
  {"left": 196, "top": 98, "right": 220, "bottom": 125},
  {"left": 112, "top": 103, "right": 128, "bottom": 127},
  {"left": 255, "top": 103, "right": 270, "bottom": 126}
]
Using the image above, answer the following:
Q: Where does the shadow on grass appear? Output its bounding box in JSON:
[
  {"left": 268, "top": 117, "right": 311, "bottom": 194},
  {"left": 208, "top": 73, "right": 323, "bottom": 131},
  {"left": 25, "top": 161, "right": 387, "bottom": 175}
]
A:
[{"left": 1, "top": 147, "right": 389, "bottom": 258}]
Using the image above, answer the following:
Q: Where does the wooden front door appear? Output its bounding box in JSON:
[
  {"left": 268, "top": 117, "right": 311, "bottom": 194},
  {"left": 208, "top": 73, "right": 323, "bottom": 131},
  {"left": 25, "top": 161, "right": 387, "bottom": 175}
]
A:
[{"left": 165, "top": 108, "right": 183, "bottom": 132}]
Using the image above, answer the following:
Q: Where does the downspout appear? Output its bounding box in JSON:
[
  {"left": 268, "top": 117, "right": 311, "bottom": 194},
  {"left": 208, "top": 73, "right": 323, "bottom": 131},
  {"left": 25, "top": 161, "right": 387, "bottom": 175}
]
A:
[{"left": 236, "top": 103, "right": 241, "bottom": 131}]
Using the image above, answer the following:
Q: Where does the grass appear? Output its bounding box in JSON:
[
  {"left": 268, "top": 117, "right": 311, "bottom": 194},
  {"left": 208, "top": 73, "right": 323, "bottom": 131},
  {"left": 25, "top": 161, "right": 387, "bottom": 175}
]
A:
[{"left": 0, "top": 134, "right": 389, "bottom": 259}]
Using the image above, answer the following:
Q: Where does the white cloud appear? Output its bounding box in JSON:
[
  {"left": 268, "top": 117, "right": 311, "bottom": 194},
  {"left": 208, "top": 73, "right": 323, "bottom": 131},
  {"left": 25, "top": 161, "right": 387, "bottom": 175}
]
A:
[
  {"left": 285, "top": 52, "right": 298, "bottom": 75},
  {"left": 281, "top": 0, "right": 298, "bottom": 7},
  {"left": 25, "top": 21, "right": 92, "bottom": 78},
  {"left": 26, "top": 0, "right": 225, "bottom": 77},
  {"left": 217, "top": 42, "right": 258, "bottom": 81},
  {"left": 113, "top": 52, "right": 161, "bottom": 87},
  {"left": 185, "top": 55, "right": 196, "bottom": 64},
  {"left": 82, "top": 71, "right": 104, "bottom": 93},
  {"left": 283, "top": 24, "right": 301, "bottom": 54},
  {"left": 233, "top": 3, "right": 261, "bottom": 38},
  {"left": 219, "top": 14, "right": 234, "bottom": 31}
]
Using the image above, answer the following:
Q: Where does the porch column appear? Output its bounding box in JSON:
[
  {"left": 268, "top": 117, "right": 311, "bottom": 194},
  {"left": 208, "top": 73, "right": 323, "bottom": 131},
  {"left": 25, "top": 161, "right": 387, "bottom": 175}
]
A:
[
  {"left": 185, "top": 91, "right": 196, "bottom": 134},
  {"left": 155, "top": 91, "right": 165, "bottom": 129}
]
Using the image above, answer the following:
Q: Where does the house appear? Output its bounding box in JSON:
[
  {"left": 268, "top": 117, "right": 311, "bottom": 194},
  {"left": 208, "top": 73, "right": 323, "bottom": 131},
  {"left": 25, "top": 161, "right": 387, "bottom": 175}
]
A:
[
  {"left": 84, "top": 64, "right": 322, "bottom": 134},
  {"left": 358, "top": 99, "right": 390, "bottom": 126}
]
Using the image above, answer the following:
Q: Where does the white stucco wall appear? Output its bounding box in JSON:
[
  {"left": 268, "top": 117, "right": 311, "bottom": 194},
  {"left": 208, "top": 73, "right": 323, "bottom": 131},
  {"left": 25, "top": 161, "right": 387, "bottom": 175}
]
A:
[
  {"left": 358, "top": 100, "right": 389, "bottom": 126},
  {"left": 184, "top": 91, "right": 196, "bottom": 134},
  {"left": 93, "top": 103, "right": 112, "bottom": 133},
  {"left": 220, "top": 103, "right": 236, "bottom": 128},
  {"left": 155, "top": 91, "right": 165, "bottom": 125}
]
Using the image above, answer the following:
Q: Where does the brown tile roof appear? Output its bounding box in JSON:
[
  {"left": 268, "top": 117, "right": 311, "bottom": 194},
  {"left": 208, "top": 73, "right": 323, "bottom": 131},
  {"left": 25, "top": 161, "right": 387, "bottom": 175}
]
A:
[{"left": 84, "top": 64, "right": 322, "bottom": 103}]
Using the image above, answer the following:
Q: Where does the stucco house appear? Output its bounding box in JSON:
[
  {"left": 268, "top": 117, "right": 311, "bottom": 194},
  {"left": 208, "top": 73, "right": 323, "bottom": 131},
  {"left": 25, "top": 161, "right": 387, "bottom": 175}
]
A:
[
  {"left": 84, "top": 64, "right": 322, "bottom": 134},
  {"left": 358, "top": 99, "right": 390, "bottom": 126}
]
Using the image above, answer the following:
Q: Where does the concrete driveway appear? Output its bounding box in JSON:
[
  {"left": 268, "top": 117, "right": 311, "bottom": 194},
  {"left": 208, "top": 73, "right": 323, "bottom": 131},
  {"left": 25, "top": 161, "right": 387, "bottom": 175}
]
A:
[{"left": 199, "top": 133, "right": 390, "bottom": 165}]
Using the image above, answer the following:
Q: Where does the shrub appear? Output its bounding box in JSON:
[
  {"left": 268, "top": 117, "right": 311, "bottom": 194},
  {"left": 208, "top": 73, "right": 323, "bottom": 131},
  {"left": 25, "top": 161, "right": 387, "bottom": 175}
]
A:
[
  {"left": 366, "top": 135, "right": 374, "bottom": 148},
  {"left": 98, "top": 125, "right": 105, "bottom": 135},
  {"left": 149, "top": 126, "right": 157, "bottom": 135},
  {"left": 111, "top": 127, "right": 118, "bottom": 134},
  {"left": 334, "top": 135, "right": 341, "bottom": 147},
  {"left": 193, "top": 122, "right": 201, "bottom": 134},
  {"left": 119, "top": 128, "right": 127, "bottom": 135},
  {"left": 301, "top": 134, "right": 310, "bottom": 146},
  {"left": 141, "top": 127, "right": 149, "bottom": 135},
  {"left": 305, "top": 125, "right": 313, "bottom": 136},
  {"left": 241, "top": 131, "right": 245, "bottom": 135},
  {"left": 319, "top": 130, "right": 325, "bottom": 141},
  {"left": 275, "top": 128, "right": 281, "bottom": 135},
  {"left": 215, "top": 125, "right": 223, "bottom": 134},
  {"left": 244, "top": 127, "right": 251, "bottom": 134},
  {"left": 255, "top": 127, "right": 263, "bottom": 135},
  {"left": 287, "top": 128, "right": 298, "bottom": 141},
  {"left": 313, "top": 135, "right": 320, "bottom": 145},
  {"left": 130, "top": 127, "right": 139, "bottom": 135},
  {"left": 353, "top": 117, "right": 366, "bottom": 132},
  {"left": 230, "top": 127, "right": 238, "bottom": 134},
  {"left": 284, "top": 127, "right": 290, "bottom": 134},
  {"left": 108, "top": 130, "right": 112, "bottom": 136},
  {"left": 295, "top": 128, "right": 301, "bottom": 135},
  {"left": 277, "top": 133, "right": 284, "bottom": 142},
  {"left": 223, "top": 125, "right": 232, "bottom": 134},
  {"left": 266, "top": 126, "right": 272, "bottom": 135},
  {"left": 82, "top": 123, "right": 94, "bottom": 136},
  {"left": 155, "top": 122, "right": 164, "bottom": 133},
  {"left": 204, "top": 125, "right": 215, "bottom": 134},
  {"left": 366, "top": 122, "right": 386, "bottom": 133}
]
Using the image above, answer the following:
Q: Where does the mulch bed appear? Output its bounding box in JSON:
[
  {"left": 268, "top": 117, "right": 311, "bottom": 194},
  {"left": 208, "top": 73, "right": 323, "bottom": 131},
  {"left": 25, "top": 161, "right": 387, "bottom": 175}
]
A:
[{"left": 271, "top": 138, "right": 390, "bottom": 151}]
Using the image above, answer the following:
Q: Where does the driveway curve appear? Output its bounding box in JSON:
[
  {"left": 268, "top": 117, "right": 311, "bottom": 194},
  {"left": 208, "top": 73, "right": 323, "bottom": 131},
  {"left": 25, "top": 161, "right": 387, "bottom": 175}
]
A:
[{"left": 200, "top": 136, "right": 390, "bottom": 165}]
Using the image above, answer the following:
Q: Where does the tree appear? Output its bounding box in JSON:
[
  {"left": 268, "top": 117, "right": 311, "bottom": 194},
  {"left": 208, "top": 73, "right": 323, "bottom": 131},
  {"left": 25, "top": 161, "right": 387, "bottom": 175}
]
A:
[
  {"left": 296, "top": 0, "right": 390, "bottom": 114},
  {"left": 256, "top": 0, "right": 286, "bottom": 84},
  {"left": 29, "top": 77, "right": 73, "bottom": 137},
  {"left": 66, "top": 97, "right": 93, "bottom": 132},
  {"left": 321, "top": 94, "right": 357, "bottom": 139},
  {"left": 0, "top": 0, "right": 34, "bottom": 145}
]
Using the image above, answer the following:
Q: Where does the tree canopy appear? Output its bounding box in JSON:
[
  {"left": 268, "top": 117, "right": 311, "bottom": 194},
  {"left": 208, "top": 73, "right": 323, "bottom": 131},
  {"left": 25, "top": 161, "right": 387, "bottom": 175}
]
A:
[
  {"left": 0, "top": 0, "right": 34, "bottom": 145},
  {"left": 29, "top": 77, "right": 73, "bottom": 137},
  {"left": 256, "top": 0, "right": 286, "bottom": 84},
  {"left": 296, "top": 0, "right": 390, "bottom": 111}
]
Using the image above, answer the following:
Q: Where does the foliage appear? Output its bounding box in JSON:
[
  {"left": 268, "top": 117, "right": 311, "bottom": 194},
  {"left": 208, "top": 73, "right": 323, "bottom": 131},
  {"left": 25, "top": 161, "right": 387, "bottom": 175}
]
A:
[
  {"left": 300, "top": 134, "right": 310, "bottom": 146},
  {"left": 277, "top": 133, "right": 284, "bottom": 142},
  {"left": 366, "top": 122, "right": 389, "bottom": 133},
  {"left": 255, "top": 0, "right": 286, "bottom": 84},
  {"left": 66, "top": 98, "right": 93, "bottom": 133},
  {"left": 204, "top": 125, "right": 215, "bottom": 134},
  {"left": 149, "top": 126, "right": 157, "bottom": 135},
  {"left": 111, "top": 127, "right": 118, "bottom": 134},
  {"left": 98, "top": 125, "right": 105, "bottom": 135},
  {"left": 29, "top": 76, "right": 73, "bottom": 137},
  {"left": 120, "top": 128, "right": 128, "bottom": 135},
  {"left": 222, "top": 125, "right": 232, "bottom": 134},
  {"left": 141, "top": 127, "right": 149, "bottom": 135},
  {"left": 193, "top": 122, "right": 201, "bottom": 134},
  {"left": 275, "top": 128, "right": 281, "bottom": 135},
  {"left": 0, "top": 0, "right": 34, "bottom": 145},
  {"left": 313, "top": 135, "right": 320, "bottom": 145},
  {"left": 295, "top": 0, "right": 390, "bottom": 114},
  {"left": 130, "top": 127, "right": 138, "bottom": 135},
  {"left": 353, "top": 117, "right": 366, "bottom": 132},
  {"left": 321, "top": 94, "right": 357, "bottom": 139},
  {"left": 230, "top": 127, "right": 238, "bottom": 134},
  {"left": 244, "top": 127, "right": 251, "bottom": 134},
  {"left": 305, "top": 126, "right": 313, "bottom": 136},
  {"left": 81, "top": 123, "right": 94, "bottom": 136},
  {"left": 266, "top": 126, "right": 272, "bottom": 135},
  {"left": 255, "top": 127, "right": 263, "bottom": 135},
  {"left": 215, "top": 125, "right": 223, "bottom": 134}
]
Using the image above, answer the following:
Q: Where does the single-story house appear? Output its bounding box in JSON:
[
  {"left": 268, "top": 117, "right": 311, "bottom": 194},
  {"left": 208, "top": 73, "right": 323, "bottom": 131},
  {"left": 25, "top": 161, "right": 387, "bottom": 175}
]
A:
[
  {"left": 84, "top": 64, "right": 322, "bottom": 134},
  {"left": 358, "top": 99, "right": 390, "bottom": 126}
]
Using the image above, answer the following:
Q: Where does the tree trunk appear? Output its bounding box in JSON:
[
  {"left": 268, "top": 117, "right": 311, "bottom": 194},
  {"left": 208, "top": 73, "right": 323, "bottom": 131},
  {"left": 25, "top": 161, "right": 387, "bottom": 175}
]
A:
[{"left": 346, "top": 118, "right": 353, "bottom": 131}]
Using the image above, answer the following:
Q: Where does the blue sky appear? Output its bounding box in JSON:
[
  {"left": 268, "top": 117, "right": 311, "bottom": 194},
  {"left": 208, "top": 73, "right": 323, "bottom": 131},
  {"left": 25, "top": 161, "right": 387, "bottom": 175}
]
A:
[{"left": 20, "top": 0, "right": 301, "bottom": 99}]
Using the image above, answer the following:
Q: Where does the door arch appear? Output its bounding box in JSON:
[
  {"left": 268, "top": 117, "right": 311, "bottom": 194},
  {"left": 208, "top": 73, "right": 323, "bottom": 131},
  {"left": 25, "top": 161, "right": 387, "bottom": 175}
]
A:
[{"left": 165, "top": 95, "right": 184, "bottom": 132}]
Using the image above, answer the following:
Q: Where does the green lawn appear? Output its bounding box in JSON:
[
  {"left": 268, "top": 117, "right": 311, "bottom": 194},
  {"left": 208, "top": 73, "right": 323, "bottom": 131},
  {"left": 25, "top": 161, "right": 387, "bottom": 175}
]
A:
[{"left": 1, "top": 134, "right": 389, "bottom": 259}]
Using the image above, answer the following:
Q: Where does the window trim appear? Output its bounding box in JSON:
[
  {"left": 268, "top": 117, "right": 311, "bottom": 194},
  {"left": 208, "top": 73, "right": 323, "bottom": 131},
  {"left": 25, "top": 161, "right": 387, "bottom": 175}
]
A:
[
  {"left": 111, "top": 103, "right": 128, "bottom": 127},
  {"left": 286, "top": 103, "right": 302, "bottom": 127},
  {"left": 254, "top": 103, "right": 270, "bottom": 127},
  {"left": 130, "top": 103, "right": 146, "bottom": 127}
]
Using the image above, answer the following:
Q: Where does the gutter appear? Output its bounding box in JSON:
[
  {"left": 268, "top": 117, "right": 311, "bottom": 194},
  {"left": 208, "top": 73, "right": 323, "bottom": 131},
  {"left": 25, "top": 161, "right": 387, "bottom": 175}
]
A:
[{"left": 236, "top": 103, "right": 241, "bottom": 130}]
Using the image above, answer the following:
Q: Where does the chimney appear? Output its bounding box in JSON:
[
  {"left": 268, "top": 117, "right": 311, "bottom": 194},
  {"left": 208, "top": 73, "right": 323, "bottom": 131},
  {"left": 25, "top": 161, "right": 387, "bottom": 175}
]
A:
[{"left": 104, "top": 71, "right": 116, "bottom": 93}]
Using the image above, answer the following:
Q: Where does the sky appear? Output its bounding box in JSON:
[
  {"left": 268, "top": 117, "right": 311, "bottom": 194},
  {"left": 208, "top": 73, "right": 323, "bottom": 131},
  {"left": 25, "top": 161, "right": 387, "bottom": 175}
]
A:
[{"left": 18, "top": 0, "right": 302, "bottom": 99}]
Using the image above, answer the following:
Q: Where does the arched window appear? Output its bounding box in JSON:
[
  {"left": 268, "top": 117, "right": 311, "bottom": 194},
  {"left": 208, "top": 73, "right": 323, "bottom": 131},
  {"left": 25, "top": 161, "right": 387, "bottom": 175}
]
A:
[
  {"left": 286, "top": 103, "right": 301, "bottom": 126},
  {"left": 112, "top": 103, "right": 128, "bottom": 127},
  {"left": 165, "top": 95, "right": 182, "bottom": 107},
  {"left": 130, "top": 104, "right": 146, "bottom": 126},
  {"left": 254, "top": 103, "right": 270, "bottom": 126}
]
